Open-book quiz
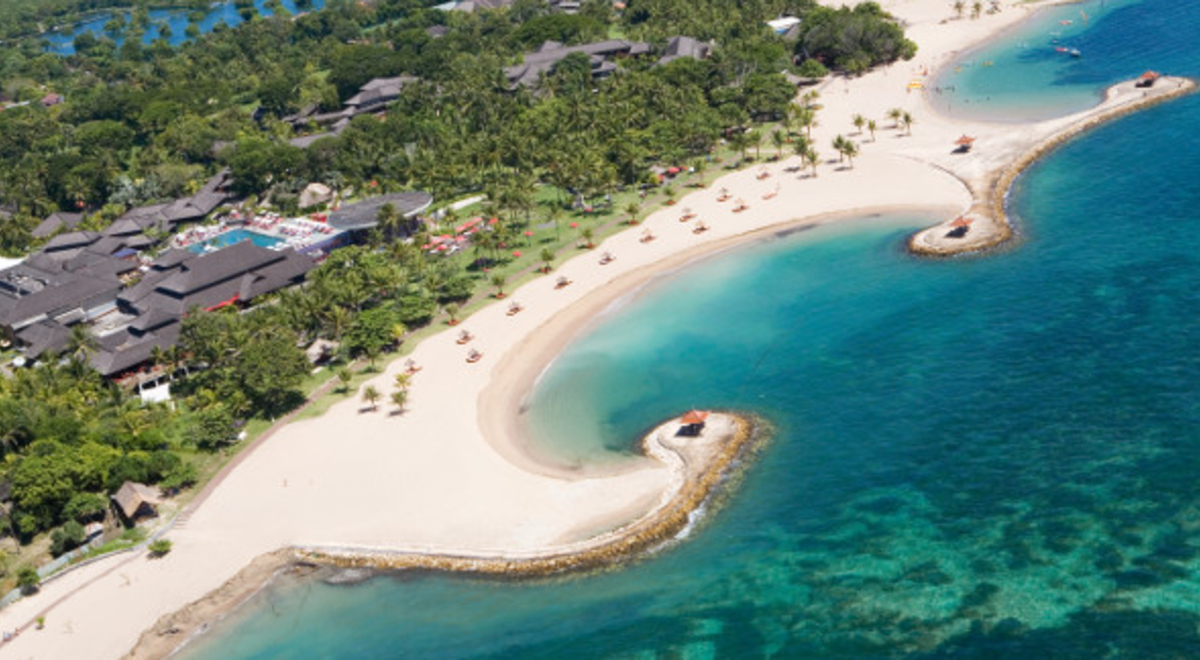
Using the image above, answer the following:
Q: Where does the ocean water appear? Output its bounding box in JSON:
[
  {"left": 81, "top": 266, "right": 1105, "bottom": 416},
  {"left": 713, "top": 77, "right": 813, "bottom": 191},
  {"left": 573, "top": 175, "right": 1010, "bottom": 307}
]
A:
[
  {"left": 930, "top": 0, "right": 1165, "bottom": 122},
  {"left": 178, "top": 0, "right": 1200, "bottom": 657},
  {"left": 43, "top": 0, "right": 327, "bottom": 55}
]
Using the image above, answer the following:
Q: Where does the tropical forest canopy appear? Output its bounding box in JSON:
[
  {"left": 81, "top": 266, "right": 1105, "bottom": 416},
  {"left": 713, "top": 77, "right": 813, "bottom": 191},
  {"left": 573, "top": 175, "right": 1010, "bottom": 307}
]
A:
[{"left": 0, "top": 0, "right": 914, "bottom": 579}]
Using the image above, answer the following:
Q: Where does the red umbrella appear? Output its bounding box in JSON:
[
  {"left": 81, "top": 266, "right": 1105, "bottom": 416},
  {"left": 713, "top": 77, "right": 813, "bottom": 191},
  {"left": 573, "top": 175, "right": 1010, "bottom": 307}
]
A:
[
  {"left": 570, "top": 222, "right": 579, "bottom": 229},
  {"left": 513, "top": 250, "right": 522, "bottom": 258},
  {"left": 524, "top": 231, "right": 533, "bottom": 237},
  {"left": 681, "top": 410, "right": 710, "bottom": 425},
  {"left": 666, "top": 166, "right": 680, "bottom": 175}
]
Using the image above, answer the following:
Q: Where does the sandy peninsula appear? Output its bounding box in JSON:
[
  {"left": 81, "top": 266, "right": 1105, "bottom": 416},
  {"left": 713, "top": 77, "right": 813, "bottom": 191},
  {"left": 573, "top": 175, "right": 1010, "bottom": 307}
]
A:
[{"left": 0, "top": 1, "right": 1192, "bottom": 659}]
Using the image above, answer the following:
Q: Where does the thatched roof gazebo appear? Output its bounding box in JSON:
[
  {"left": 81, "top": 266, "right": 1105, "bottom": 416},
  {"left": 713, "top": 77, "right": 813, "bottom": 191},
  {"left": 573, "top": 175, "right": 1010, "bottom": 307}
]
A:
[{"left": 112, "top": 481, "right": 162, "bottom": 522}]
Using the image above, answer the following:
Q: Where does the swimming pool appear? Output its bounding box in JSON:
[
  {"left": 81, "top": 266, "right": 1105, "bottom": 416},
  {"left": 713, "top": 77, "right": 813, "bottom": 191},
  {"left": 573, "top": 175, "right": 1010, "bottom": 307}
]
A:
[{"left": 187, "top": 228, "right": 284, "bottom": 254}]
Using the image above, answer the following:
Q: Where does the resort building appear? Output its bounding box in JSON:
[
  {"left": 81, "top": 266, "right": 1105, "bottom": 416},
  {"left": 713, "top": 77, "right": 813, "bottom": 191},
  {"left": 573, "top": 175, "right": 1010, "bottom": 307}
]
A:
[
  {"left": 31, "top": 210, "right": 84, "bottom": 238},
  {"left": 285, "top": 76, "right": 419, "bottom": 146},
  {"left": 504, "top": 37, "right": 714, "bottom": 88},
  {"left": 327, "top": 191, "right": 434, "bottom": 235},
  {"left": 655, "top": 36, "right": 714, "bottom": 67},
  {"left": 90, "top": 241, "right": 317, "bottom": 377},
  {"left": 505, "top": 40, "right": 652, "bottom": 88}
]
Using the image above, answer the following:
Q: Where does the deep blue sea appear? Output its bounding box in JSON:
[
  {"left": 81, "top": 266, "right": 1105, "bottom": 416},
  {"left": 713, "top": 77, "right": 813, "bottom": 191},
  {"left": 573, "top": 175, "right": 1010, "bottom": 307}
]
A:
[
  {"left": 179, "top": 1, "right": 1200, "bottom": 657},
  {"left": 43, "top": 0, "right": 327, "bottom": 55}
]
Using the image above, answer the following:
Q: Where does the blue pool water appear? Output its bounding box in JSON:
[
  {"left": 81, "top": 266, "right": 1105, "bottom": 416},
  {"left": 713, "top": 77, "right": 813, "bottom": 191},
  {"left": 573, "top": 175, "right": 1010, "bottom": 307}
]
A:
[
  {"left": 43, "top": 0, "right": 327, "bottom": 55},
  {"left": 186, "top": 228, "right": 284, "bottom": 254},
  {"left": 179, "top": 0, "right": 1200, "bottom": 657}
]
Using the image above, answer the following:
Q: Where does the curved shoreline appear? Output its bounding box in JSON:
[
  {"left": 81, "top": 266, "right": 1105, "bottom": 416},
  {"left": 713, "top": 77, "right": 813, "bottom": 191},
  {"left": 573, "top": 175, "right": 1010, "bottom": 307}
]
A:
[
  {"left": 908, "top": 76, "right": 1197, "bottom": 256},
  {"left": 4, "top": 3, "right": 1179, "bottom": 658},
  {"left": 125, "top": 412, "right": 763, "bottom": 659}
]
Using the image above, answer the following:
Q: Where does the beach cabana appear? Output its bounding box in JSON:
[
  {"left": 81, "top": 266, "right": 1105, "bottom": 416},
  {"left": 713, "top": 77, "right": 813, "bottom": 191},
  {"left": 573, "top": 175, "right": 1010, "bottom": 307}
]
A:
[
  {"left": 112, "top": 481, "right": 162, "bottom": 522},
  {"left": 945, "top": 216, "right": 973, "bottom": 239},
  {"left": 954, "top": 135, "right": 976, "bottom": 153},
  {"left": 1137, "top": 71, "right": 1161, "bottom": 88},
  {"left": 679, "top": 410, "right": 710, "bottom": 437}
]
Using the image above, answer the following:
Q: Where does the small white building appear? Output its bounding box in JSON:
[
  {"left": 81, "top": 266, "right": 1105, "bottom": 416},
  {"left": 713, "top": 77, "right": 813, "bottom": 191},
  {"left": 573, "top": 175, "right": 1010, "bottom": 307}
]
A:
[{"left": 767, "top": 16, "right": 801, "bottom": 35}]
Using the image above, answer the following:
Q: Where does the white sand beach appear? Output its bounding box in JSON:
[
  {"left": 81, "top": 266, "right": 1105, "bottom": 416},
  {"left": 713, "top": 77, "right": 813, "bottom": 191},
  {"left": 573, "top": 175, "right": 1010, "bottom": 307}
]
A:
[{"left": 1, "top": 2, "right": 1191, "bottom": 658}]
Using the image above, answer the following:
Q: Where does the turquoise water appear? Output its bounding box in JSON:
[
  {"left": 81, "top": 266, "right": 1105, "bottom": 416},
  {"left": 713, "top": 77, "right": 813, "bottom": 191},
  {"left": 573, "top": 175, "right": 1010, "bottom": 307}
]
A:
[
  {"left": 186, "top": 228, "right": 284, "bottom": 254},
  {"left": 931, "top": 0, "right": 1154, "bottom": 122},
  {"left": 179, "top": 0, "right": 1200, "bottom": 657},
  {"left": 43, "top": 0, "right": 327, "bottom": 55}
]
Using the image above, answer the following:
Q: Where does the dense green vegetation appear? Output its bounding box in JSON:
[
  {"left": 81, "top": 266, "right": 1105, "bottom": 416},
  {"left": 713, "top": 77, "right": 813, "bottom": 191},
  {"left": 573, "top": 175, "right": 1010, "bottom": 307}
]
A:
[{"left": 0, "top": 0, "right": 915, "bottom": 588}]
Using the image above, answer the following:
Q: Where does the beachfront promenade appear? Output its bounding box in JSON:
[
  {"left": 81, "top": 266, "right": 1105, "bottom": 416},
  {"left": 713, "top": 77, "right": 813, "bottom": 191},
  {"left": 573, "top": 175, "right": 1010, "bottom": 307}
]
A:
[{"left": 1, "top": 2, "right": 1194, "bottom": 658}]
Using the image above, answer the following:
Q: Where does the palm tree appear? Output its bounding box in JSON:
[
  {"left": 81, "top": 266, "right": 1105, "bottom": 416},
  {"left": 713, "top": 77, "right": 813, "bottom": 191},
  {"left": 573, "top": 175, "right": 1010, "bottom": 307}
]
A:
[
  {"left": 852, "top": 114, "right": 866, "bottom": 135},
  {"left": 843, "top": 140, "right": 859, "bottom": 168},
  {"left": 362, "top": 385, "right": 380, "bottom": 411},
  {"left": 771, "top": 129, "right": 786, "bottom": 158},
  {"left": 971, "top": 1, "right": 983, "bottom": 18},
  {"left": 539, "top": 247, "right": 554, "bottom": 273},
  {"left": 548, "top": 204, "right": 564, "bottom": 241},
  {"left": 832, "top": 135, "right": 849, "bottom": 163},
  {"left": 746, "top": 129, "right": 763, "bottom": 161},
  {"left": 443, "top": 303, "right": 460, "bottom": 325},
  {"left": 66, "top": 325, "right": 98, "bottom": 365},
  {"left": 888, "top": 108, "right": 904, "bottom": 129},
  {"left": 953, "top": 0, "right": 965, "bottom": 19},
  {"left": 393, "top": 372, "right": 411, "bottom": 392},
  {"left": 795, "top": 106, "right": 818, "bottom": 140},
  {"left": 581, "top": 226, "right": 595, "bottom": 249},
  {"left": 625, "top": 201, "right": 641, "bottom": 225},
  {"left": 804, "top": 148, "right": 820, "bottom": 178},
  {"left": 390, "top": 389, "right": 408, "bottom": 414},
  {"left": 336, "top": 368, "right": 352, "bottom": 393},
  {"left": 491, "top": 273, "right": 507, "bottom": 299},
  {"left": 901, "top": 111, "right": 915, "bottom": 136},
  {"left": 867, "top": 119, "right": 878, "bottom": 142}
]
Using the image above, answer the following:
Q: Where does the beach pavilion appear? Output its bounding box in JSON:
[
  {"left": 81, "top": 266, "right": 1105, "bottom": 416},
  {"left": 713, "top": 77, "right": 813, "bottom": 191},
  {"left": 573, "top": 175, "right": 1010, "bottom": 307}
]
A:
[{"left": 679, "top": 410, "right": 710, "bottom": 437}]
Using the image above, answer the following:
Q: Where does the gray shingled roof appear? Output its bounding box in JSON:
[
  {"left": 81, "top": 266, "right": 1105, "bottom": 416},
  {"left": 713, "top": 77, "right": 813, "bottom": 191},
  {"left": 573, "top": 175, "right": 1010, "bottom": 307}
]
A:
[
  {"left": 42, "top": 230, "right": 101, "bottom": 252},
  {"left": 656, "top": 36, "right": 712, "bottom": 67},
  {"left": 344, "top": 76, "right": 419, "bottom": 110},
  {"left": 504, "top": 40, "right": 652, "bottom": 87},
  {"left": 327, "top": 192, "right": 433, "bottom": 231},
  {"left": 32, "top": 211, "right": 85, "bottom": 238},
  {"left": 15, "top": 320, "right": 70, "bottom": 357}
]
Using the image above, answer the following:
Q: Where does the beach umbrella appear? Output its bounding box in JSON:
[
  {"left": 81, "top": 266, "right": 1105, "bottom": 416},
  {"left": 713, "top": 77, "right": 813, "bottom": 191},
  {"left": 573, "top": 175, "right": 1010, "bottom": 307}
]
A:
[
  {"left": 955, "top": 135, "right": 976, "bottom": 146},
  {"left": 666, "top": 166, "right": 681, "bottom": 175},
  {"left": 570, "top": 222, "right": 579, "bottom": 229},
  {"left": 681, "top": 410, "right": 710, "bottom": 425},
  {"left": 513, "top": 250, "right": 521, "bottom": 258},
  {"left": 950, "top": 216, "right": 973, "bottom": 228}
]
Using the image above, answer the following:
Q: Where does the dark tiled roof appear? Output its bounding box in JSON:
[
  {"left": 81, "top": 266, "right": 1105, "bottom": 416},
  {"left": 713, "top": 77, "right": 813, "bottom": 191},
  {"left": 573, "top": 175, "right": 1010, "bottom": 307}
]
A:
[
  {"left": 15, "top": 320, "right": 70, "bottom": 357},
  {"left": 505, "top": 40, "right": 651, "bottom": 87},
  {"left": 656, "top": 36, "right": 712, "bottom": 66},
  {"left": 102, "top": 217, "right": 145, "bottom": 237},
  {"left": 328, "top": 191, "right": 433, "bottom": 231},
  {"left": 32, "top": 211, "right": 84, "bottom": 238},
  {"left": 42, "top": 230, "right": 101, "bottom": 252},
  {"left": 344, "top": 76, "right": 418, "bottom": 109},
  {"left": 289, "top": 132, "right": 338, "bottom": 149}
]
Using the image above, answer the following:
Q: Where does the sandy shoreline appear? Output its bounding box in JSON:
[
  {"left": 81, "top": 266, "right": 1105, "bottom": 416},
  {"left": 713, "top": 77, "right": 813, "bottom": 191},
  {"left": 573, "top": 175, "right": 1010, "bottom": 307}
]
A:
[
  {"left": 126, "top": 412, "right": 762, "bottom": 659},
  {"left": 2, "top": 2, "right": 1195, "bottom": 659}
]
